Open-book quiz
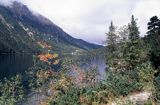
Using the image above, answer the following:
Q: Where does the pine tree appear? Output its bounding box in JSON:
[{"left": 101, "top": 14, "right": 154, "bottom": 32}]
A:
[
  {"left": 105, "top": 21, "right": 118, "bottom": 70},
  {"left": 106, "top": 21, "right": 117, "bottom": 52},
  {"left": 147, "top": 16, "right": 160, "bottom": 101},
  {"left": 147, "top": 16, "right": 160, "bottom": 35},
  {"left": 128, "top": 15, "right": 140, "bottom": 41},
  {"left": 146, "top": 16, "right": 160, "bottom": 70}
]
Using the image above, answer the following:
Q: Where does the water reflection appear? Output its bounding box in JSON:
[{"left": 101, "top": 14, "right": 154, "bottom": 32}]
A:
[{"left": 0, "top": 54, "right": 33, "bottom": 79}]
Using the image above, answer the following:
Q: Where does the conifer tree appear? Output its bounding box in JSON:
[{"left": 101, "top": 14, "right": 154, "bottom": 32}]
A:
[
  {"left": 146, "top": 16, "right": 160, "bottom": 70},
  {"left": 147, "top": 16, "right": 160, "bottom": 101},
  {"left": 147, "top": 16, "right": 160, "bottom": 35},
  {"left": 105, "top": 21, "right": 118, "bottom": 70},
  {"left": 128, "top": 15, "right": 140, "bottom": 41},
  {"left": 106, "top": 21, "right": 117, "bottom": 52}
]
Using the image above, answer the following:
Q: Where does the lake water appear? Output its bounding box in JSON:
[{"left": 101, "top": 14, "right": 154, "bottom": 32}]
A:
[
  {"left": 0, "top": 54, "right": 106, "bottom": 80},
  {"left": 0, "top": 54, "right": 33, "bottom": 79},
  {"left": 67, "top": 54, "right": 107, "bottom": 79}
]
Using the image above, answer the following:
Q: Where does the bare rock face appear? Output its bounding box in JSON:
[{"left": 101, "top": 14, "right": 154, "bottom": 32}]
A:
[
  {"left": 110, "top": 92, "right": 151, "bottom": 105},
  {"left": 17, "top": 92, "right": 48, "bottom": 105},
  {"left": 129, "top": 92, "right": 151, "bottom": 104}
]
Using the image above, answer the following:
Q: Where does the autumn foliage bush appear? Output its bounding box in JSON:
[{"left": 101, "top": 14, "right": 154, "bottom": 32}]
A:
[{"left": 38, "top": 53, "right": 59, "bottom": 65}]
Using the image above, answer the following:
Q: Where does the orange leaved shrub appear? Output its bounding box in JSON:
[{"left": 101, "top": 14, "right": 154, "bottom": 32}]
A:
[{"left": 38, "top": 53, "right": 59, "bottom": 65}]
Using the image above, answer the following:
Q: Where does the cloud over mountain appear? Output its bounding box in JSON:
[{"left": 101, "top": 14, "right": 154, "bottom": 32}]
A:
[{"left": 1, "top": 0, "right": 160, "bottom": 44}]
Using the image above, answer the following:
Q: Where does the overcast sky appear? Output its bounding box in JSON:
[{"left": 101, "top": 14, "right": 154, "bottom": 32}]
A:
[{"left": 0, "top": 0, "right": 160, "bottom": 44}]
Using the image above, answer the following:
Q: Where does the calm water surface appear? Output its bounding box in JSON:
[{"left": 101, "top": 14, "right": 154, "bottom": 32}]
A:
[
  {"left": 0, "top": 54, "right": 33, "bottom": 79},
  {"left": 0, "top": 54, "right": 106, "bottom": 79}
]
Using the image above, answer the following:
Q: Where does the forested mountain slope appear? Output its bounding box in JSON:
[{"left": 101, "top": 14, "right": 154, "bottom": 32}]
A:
[{"left": 0, "top": 1, "right": 102, "bottom": 54}]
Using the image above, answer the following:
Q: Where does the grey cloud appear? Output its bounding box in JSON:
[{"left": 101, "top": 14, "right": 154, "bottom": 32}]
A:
[{"left": 0, "top": 0, "right": 17, "bottom": 6}]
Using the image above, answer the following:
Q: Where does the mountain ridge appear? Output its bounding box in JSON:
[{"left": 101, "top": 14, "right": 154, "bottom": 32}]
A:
[{"left": 0, "top": 1, "right": 102, "bottom": 54}]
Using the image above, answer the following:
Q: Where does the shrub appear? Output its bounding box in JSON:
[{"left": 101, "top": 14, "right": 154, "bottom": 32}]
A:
[
  {"left": 102, "top": 71, "right": 142, "bottom": 97},
  {"left": 0, "top": 75, "right": 24, "bottom": 105},
  {"left": 144, "top": 99, "right": 154, "bottom": 105},
  {"left": 135, "top": 61, "right": 154, "bottom": 91},
  {"left": 49, "top": 87, "right": 81, "bottom": 105},
  {"left": 154, "top": 75, "right": 160, "bottom": 102}
]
